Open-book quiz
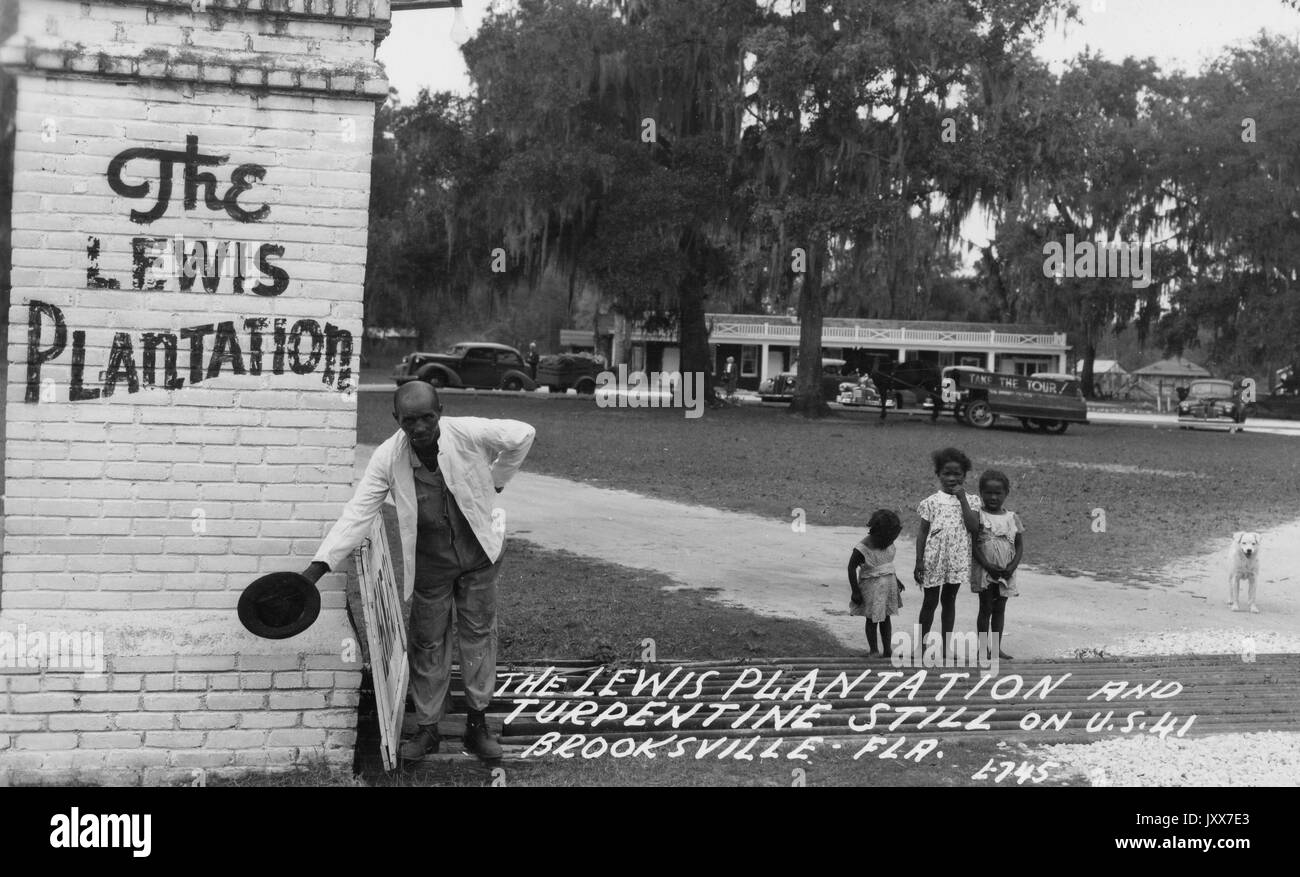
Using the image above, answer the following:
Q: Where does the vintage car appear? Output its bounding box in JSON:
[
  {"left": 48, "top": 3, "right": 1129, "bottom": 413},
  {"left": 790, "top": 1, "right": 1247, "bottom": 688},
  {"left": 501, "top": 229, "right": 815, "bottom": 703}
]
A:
[
  {"left": 1177, "top": 379, "right": 1250, "bottom": 432},
  {"left": 836, "top": 376, "right": 896, "bottom": 408},
  {"left": 759, "top": 357, "right": 856, "bottom": 402},
  {"left": 392, "top": 342, "right": 539, "bottom": 391},
  {"left": 946, "top": 368, "right": 1088, "bottom": 433}
]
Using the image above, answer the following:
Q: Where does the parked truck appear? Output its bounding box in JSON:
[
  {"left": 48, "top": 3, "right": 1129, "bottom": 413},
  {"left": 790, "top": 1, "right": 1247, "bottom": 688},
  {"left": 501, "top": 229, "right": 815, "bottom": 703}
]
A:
[
  {"left": 537, "top": 352, "right": 604, "bottom": 395},
  {"left": 946, "top": 367, "right": 1088, "bottom": 433}
]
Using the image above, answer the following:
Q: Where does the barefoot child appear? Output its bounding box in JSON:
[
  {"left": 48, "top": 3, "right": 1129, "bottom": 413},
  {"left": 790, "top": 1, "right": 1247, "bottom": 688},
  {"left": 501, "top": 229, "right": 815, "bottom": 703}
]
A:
[
  {"left": 914, "top": 448, "right": 981, "bottom": 658},
  {"left": 848, "top": 509, "right": 904, "bottom": 656},
  {"left": 971, "top": 470, "right": 1024, "bottom": 660}
]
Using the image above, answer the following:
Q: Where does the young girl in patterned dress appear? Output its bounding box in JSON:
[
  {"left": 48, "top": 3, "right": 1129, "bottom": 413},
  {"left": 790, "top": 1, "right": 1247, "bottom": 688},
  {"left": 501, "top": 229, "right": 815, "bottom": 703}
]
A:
[
  {"left": 847, "top": 509, "right": 904, "bottom": 657},
  {"left": 971, "top": 469, "right": 1024, "bottom": 660},
  {"left": 913, "top": 448, "right": 982, "bottom": 658}
]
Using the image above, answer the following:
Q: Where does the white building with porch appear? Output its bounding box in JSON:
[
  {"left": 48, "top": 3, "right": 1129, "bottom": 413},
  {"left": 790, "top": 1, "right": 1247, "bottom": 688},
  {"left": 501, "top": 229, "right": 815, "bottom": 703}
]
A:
[{"left": 561, "top": 313, "right": 1070, "bottom": 391}]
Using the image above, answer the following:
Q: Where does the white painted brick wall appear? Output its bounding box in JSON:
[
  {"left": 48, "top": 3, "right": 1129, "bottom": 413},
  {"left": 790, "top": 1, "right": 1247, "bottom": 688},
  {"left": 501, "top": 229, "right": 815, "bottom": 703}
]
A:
[{"left": 1, "top": 0, "right": 386, "bottom": 783}]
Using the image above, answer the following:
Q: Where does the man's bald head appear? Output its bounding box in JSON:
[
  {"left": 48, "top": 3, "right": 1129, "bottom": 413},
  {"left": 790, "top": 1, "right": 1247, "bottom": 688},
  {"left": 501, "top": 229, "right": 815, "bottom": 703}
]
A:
[
  {"left": 394, "top": 381, "right": 443, "bottom": 453},
  {"left": 394, "top": 380, "right": 441, "bottom": 416}
]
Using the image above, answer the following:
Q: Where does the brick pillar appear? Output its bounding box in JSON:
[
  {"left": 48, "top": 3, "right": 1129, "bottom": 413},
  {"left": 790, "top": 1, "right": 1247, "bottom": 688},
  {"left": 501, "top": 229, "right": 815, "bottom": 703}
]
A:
[{"left": 0, "top": 0, "right": 389, "bottom": 785}]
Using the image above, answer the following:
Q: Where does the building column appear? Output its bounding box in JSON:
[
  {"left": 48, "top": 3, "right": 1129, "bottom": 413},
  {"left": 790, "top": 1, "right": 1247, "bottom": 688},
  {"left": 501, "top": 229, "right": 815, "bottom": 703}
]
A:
[
  {"left": 986, "top": 351, "right": 997, "bottom": 371},
  {"left": 608, "top": 313, "right": 622, "bottom": 366},
  {"left": 1059, "top": 352, "right": 1068, "bottom": 373},
  {"left": 897, "top": 348, "right": 907, "bottom": 362},
  {"left": 759, "top": 343, "right": 770, "bottom": 384}
]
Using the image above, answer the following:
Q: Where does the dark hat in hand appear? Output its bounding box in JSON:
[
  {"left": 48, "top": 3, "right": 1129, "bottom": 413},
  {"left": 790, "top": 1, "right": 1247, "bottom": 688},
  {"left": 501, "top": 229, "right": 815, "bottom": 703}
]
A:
[{"left": 238, "top": 571, "right": 321, "bottom": 639}]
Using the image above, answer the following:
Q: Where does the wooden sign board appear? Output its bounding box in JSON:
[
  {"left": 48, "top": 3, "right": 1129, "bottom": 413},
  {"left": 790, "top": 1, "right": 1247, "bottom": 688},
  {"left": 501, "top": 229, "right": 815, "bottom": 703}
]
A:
[{"left": 354, "top": 516, "right": 408, "bottom": 772}]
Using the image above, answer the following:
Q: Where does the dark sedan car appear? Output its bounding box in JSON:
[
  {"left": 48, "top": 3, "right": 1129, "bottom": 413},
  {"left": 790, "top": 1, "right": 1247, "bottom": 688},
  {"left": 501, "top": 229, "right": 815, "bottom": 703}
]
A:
[
  {"left": 759, "top": 358, "right": 856, "bottom": 402},
  {"left": 392, "top": 342, "right": 538, "bottom": 391},
  {"left": 1177, "top": 379, "right": 1248, "bottom": 432}
]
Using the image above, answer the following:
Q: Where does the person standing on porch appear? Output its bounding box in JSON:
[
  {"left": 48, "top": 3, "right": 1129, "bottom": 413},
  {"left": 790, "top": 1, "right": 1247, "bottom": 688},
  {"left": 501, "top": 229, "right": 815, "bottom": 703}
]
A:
[{"left": 526, "top": 341, "right": 540, "bottom": 380}]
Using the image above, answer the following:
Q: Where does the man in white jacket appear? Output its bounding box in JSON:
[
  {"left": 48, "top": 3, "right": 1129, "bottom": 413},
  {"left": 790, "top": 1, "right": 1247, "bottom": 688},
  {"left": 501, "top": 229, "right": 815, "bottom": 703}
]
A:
[{"left": 302, "top": 381, "right": 536, "bottom": 762}]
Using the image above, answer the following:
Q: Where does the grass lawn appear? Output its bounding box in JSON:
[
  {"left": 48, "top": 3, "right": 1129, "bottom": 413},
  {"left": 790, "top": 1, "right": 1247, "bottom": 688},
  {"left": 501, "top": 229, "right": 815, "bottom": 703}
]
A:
[
  {"left": 494, "top": 540, "right": 852, "bottom": 661},
  {"left": 358, "top": 390, "right": 1299, "bottom": 583}
]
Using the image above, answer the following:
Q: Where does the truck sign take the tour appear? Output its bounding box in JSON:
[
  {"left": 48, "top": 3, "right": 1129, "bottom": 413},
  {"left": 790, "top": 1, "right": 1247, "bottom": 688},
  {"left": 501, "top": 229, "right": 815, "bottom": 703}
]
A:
[{"left": 946, "top": 368, "right": 1089, "bottom": 434}]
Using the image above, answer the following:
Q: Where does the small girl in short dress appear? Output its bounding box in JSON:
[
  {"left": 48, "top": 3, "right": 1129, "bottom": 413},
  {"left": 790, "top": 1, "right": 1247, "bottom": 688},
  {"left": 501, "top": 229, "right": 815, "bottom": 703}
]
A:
[
  {"left": 847, "top": 509, "right": 904, "bottom": 657},
  {"left": 971, "top": 469, "right": 1024, "bottom": 660},
  {"left": 914, "top": 448, "right": 982, "bottom": 656}
]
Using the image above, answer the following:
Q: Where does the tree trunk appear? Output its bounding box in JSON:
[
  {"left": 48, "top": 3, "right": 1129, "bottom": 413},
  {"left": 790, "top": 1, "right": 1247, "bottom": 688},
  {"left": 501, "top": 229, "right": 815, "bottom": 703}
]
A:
[
  {"left": 1080, "top": 340, "right": 1097, "bottom": 399},
  {"left": 679, "top": 263, "right": 719, "bottom": 407},
  {"left": 981, "top": 244, "right": 1013, "bottom": 322},
  {"left": 551, "top": 264, "right": 576, "bottom": 352},
  {"left": 789, "top": 234, "right": 831, "bottom": 418}
]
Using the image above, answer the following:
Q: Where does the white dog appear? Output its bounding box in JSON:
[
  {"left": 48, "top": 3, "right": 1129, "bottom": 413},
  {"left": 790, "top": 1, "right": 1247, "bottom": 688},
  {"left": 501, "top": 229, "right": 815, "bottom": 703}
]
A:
[{"left": 1227, "top": 532, "right": 1261, "bottom": 613}]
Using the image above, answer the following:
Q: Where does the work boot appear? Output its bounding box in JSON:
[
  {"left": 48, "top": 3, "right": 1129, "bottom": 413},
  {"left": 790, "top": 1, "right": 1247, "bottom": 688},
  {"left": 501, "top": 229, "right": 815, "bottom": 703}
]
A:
[
  {"left": 399, "top": 725, "right": 440, "bottom": 762},
  {"left": 463, "top": 708, "right": 503, "bottom": 762}
]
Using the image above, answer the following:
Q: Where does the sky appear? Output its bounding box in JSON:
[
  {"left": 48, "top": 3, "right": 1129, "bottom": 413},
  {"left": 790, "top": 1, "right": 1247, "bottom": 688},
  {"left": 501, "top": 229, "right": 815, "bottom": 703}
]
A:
[{"left": 377, "top": 0, "right": 1300, "bottom": 102}]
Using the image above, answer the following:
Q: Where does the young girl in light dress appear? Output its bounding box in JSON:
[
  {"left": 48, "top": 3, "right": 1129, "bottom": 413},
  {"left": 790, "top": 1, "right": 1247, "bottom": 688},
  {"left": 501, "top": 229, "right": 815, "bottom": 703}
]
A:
[
  {"left": 970, "top": 469, "right": 1024, "bottom": 660},
  {"left": 848, "top": 509, "right": 904, "bottom": 657}
]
